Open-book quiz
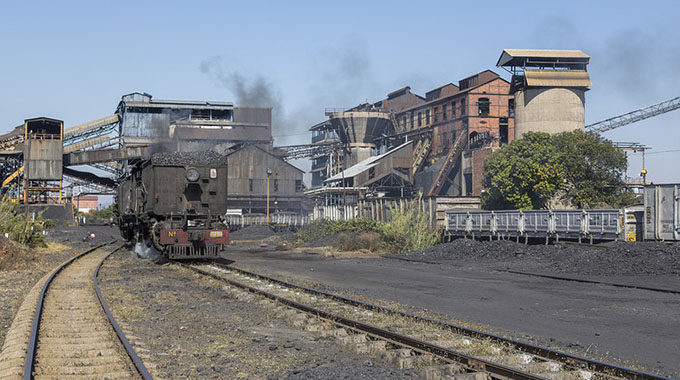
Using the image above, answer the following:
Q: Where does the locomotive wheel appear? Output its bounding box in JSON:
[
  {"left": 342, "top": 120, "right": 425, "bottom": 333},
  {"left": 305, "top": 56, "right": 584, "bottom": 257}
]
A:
[{"left": 151, "top": 220, "right": 165, "bottom": 252}]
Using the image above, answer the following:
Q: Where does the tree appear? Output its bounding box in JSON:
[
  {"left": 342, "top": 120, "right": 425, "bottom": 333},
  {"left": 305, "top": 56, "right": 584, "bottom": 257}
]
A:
[
  {"left": 481, "top": 130, "right": 633, "bottom": 210},
  {"left": 481, "top": 132, "right": 564, "bottom": 209},
  {"left": 551, "top": 130, "right": 630, "bottom": 208}
]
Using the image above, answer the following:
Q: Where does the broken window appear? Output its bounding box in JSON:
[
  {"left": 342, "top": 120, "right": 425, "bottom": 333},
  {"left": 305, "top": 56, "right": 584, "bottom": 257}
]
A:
[
  {"left": 434, "top": 107, "right": 439, "bottom": 123},
  {"left": 295, "top": 180, "right": 303, "bottom": 192},
  {"left": 460, "top": 99, "right": 466, "bottom": 115},
  {"left": 451, "top": 102, "right": 456, "bottom": 118},
  {"left": 508, "top": 99, "right": 515, "bottom": 118},
  {"left": 410, "top": 113, "right": 414, "bottom": 129},
  {"left": 426, "top": 110, "right": 430, "bottom": 125},
  {"left": 499, "top": 118, "right": 509, "bottom": 145},
  {"left": 402, "top": 116, "right": 406, "bottom": 129},
  {"left": 369, "top": 167, "right": 375, "bottom": 179},
  {"left": 417, "top": 112, "right": 422, "bottom": 127},
  {"left": 211, "top": 109, "right": 232, "bottom": 121},
  {"left": 190, "top": 109, "right": 211, "bottom": 120},
  {"left": 442, "top": 104, "right": 448, "bottom": 120},
  {"left": 478, "top": 98, "right": 490, "bottom": 117}
]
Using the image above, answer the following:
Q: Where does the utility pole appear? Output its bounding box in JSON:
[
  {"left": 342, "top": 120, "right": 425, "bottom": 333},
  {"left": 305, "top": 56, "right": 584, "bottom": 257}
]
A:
[{"left": 266, "top": 168, "right": 272, "bottom": 223}]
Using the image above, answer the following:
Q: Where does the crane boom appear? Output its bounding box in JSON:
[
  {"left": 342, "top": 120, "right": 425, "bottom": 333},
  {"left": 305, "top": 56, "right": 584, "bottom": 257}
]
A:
[{"left": 586, "top": 96, "right": 680, "bottom": 133}]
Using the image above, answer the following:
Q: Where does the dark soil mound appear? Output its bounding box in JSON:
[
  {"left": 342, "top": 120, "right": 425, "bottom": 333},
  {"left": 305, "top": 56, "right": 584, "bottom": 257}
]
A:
[
  {"left": 0, "top": 237, "right": 37, "bottom": 271},
  {"left": 405, "top": 239, "right": 680, "bottom": 276}
]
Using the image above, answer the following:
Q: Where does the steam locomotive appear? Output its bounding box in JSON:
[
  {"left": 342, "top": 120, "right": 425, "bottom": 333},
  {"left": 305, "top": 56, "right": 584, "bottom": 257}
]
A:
[{"left": 116, "top": 152, "right": 229, "bottom": 259}]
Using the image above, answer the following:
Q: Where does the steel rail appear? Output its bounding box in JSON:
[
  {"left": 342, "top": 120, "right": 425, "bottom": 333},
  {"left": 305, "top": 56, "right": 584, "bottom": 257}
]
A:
[
  {"left": 211, "top": 262, "right": 673, "bottom": 380},
  {"left": 95, "top": 246, "right": 154, "bottom": 380},
  {"left": 23, "top": 241, "right": 151, "bottom": 380},
  {"left": 183, "top": 263, "right": 546, "bottom": 380}
]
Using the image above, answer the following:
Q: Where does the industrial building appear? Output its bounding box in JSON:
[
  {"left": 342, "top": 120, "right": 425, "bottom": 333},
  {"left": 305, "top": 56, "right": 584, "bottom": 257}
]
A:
[
  {"left": 306, "top": 68, "right": 515, "bottom": 216},
  {"left": 0, "top": 92, "right": 309, "bottom": 217},
  {"left": 225, "top": 144, "right": 309, "bottom": 214},
  {"left": 116, "top": 92, "right": 273, "bottom": 151}
]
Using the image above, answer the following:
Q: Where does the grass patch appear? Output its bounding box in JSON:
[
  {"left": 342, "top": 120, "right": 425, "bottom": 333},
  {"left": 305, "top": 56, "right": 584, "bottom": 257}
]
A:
[{"left": 295, "top": 195, "right": 439, "bottom": 254}]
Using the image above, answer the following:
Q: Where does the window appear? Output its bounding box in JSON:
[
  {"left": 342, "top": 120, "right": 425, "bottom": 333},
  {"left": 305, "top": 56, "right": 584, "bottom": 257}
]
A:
[
  {"left": 460, "top": 99, "right": 466, "bottom": 115},
  {"left": 451, "top": 102, "right": 456, "bottom": 118},
  {"left": 402, "top": 116, "right": 406, "bottom": 129},
  {"left": 442, "top": 104, "right": 448, "bottom": 120},
  {"left": 508, "top": 99, "right": 515, "bottom": 118},
  {"left": 417, "top": 112, "right": 422, "bottom": 127},
  {"left": 274, "top": 179, "right": 279, "bottom": 192},
  {"left": 478, "top": 98, "right": 490, "bottom": 117},
  {"left": 295, "top": 179, "right": 303, "bottom": 192},
  {"left": 249, "top": 179, "right": 253, "bottom": 192},
  {"left": 369, "top": 167, "right": 375, "bottom": 179},
  {"left": 426, "top": 110, "right": 430, "bottom": 125},
  {"left": 434, "top": 107, "right": 439, "bottom": 123},
  {"left": 410, "top": 113, "right": 414, "bottom": 129},
  {"left": 499, "top": 118, "right": 509, "bottom": 145}
]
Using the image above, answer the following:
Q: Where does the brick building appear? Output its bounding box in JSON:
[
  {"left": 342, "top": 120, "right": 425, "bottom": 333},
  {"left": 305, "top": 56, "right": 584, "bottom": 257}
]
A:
[{"left": 307, "top": 69, "right": 514, "bottom": 199}]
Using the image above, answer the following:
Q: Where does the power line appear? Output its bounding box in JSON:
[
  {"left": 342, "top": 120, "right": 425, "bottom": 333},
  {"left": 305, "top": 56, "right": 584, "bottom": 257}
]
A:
[{"left": 629, "top": 149, "right": 680, "bottom": 156}]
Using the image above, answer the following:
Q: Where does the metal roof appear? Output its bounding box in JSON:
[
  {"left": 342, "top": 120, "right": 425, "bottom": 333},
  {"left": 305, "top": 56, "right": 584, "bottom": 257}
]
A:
[
  {"left": 324, "top": 141, "right": 412, "bottom": 183},
  {"left": 524, "top": 69, "right": 591, "bottom": 88},
  {"left": 497, "top": 49, "right": 590, "bottom": 67}
]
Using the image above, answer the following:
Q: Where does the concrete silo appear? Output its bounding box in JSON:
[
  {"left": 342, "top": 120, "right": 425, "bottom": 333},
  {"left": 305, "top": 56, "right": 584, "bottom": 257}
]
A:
[{"left": 497, "top": 49, "right": 591, "bottom": 139}]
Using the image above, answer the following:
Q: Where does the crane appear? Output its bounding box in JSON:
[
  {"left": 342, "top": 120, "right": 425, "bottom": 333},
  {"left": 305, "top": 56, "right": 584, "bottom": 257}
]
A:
[{"left": 586, "top": 96, "right": 680, "bottom": 133}]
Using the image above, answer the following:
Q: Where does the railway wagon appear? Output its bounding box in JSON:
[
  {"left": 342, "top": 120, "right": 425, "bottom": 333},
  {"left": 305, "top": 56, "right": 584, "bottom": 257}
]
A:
[
  {"left": 117, "top": 152, "right": 229, "bottom": 259},
  {"left": 444, "top": 209, "right": 629, "bottom": 243}
]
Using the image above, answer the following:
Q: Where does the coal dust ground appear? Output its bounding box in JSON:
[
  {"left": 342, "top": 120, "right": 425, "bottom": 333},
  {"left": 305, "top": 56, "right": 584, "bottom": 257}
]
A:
[
  {"left": 222, "top": 236, "right": 680, "bottom": 378},
  {"left": 98, "top": 249, "right": 418, "bottom": 380}
]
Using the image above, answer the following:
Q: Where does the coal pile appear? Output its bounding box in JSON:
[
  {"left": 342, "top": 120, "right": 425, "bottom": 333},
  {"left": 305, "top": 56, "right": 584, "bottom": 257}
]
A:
[
  {"left": 151, "top": 151, "right": 227, "bottom": 166},
  {"left": 404, "top": 239, "right": 680, "bottom": 276}
]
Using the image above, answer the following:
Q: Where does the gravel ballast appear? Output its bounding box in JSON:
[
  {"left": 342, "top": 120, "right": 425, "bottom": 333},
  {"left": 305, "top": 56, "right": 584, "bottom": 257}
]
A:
[{"left": 99, "top": 249, "right": 418, "bottom": 380}]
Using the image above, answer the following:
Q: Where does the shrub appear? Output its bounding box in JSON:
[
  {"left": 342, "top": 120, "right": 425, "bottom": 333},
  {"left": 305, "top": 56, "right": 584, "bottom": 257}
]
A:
[
  {"left": 334, "top": 232, "right": 380, "bottom": 252},
  {"left": 295, "top": 218, "right": 378, "bottom": 246},
  {"left": 378, "top": 195, "right": 439, "bottom": 253},
  {"left": 0, "top": 196, "right": 47, "bottom": 248}
]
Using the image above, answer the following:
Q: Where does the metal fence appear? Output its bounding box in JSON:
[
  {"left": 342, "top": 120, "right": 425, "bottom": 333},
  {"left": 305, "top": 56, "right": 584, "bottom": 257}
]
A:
[{"left": 225, "top": 213, "right": 310, "bottom": 229}]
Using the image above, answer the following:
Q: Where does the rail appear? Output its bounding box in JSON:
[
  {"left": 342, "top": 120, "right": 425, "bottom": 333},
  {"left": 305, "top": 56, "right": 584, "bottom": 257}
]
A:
[
  {"left": 186, "top": 262, "right": 672, "bottom": 380},
  {"left": 23, "top": 241, "right": 152, "bottom": 380},
  {"left": 95, "top": 246, "right": 154, "bottom": 380}
]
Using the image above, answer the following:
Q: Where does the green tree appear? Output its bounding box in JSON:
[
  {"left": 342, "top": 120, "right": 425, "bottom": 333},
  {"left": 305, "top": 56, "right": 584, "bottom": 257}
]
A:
[
  {"left": 552, "top": 130, "right": 630, "bottom": 208},
  {"left": 481, "top": 132, "right": 564, "bottom": 209},
  {"left": 481, "top": 130, "right": 634, "bottom": 210}
]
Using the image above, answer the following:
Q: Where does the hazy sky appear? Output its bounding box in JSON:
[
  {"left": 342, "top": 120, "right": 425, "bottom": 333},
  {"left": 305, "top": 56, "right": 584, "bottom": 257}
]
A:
[{"left": 1, "top": 0, "right": 678, "bottom": 183}]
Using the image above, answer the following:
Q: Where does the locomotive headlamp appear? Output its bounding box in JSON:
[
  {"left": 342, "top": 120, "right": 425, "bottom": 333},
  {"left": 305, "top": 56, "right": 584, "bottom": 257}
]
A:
[{"left": 186, "top": 167, "right": 200, "bottom": 182}]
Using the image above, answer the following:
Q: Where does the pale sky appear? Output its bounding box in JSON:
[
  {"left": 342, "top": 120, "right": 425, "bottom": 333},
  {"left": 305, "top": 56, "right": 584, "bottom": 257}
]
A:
[{"left": 1, "top": 0, "right": 678, "bottom": 183}]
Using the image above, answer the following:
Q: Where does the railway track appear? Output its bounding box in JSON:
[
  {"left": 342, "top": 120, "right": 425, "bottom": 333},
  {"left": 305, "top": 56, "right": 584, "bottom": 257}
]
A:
[
  {"left": 0, "top": 243, "right": 152, "bottom": 380},
  {"left": 184, "top": 261, "right": 673, "bottom": 380}
]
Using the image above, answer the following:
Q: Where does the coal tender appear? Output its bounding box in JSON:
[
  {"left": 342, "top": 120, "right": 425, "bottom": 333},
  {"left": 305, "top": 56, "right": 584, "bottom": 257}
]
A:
[{"left": 117, "top": 151, "right": 229, "bottom": 259}]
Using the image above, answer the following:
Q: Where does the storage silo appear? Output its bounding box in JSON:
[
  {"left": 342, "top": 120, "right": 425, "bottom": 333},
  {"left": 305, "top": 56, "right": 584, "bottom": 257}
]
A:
[{"left": 497, "top": 49, "right": 591, "bottom": 139}]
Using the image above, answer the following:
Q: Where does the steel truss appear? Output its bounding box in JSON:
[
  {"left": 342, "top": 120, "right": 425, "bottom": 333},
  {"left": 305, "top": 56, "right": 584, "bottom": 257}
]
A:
[{"left": 586, "top": 96, "right": 680, "bottom": 133}]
